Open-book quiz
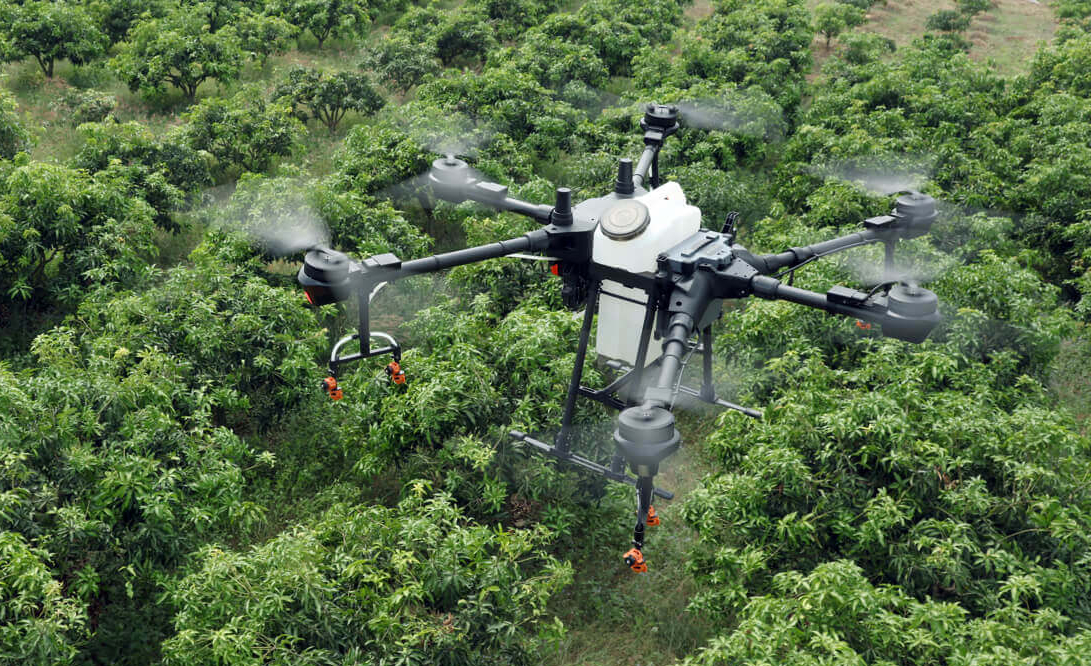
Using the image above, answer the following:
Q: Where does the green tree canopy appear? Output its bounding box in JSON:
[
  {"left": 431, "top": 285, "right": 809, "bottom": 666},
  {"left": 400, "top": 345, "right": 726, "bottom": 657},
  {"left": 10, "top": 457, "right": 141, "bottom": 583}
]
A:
[
  {"left": 363, "top": 34, "right": 440, "bottom": 93},
  {"left": 814, "top": 2, "right": 866, "bottom": 48},
  {"left": 0, "top": 0, "right": 105, "bottom": 78},
  {"left": 183, "top": 87, "right": 305, "bottom": 174},
  {"left": 268, "top": 0, "right": 369, "bottom": 48},
  {"left": 273, "top": 66, "right": 384, "bottom": 134},
  {"left": 110, "top": 10, "right": 243, "bottom": 102},
  {"left": 160, "top": 495, "right": 571, "bottom": 665},
  {"left": 234, "top": 7, "right": 298, "bottom": 65},
  {"left": 0, "top": 161, "right": 158, "bottom": 308},
  {"left": 72, "top": 121, "right": 213, "bottom": 231}
]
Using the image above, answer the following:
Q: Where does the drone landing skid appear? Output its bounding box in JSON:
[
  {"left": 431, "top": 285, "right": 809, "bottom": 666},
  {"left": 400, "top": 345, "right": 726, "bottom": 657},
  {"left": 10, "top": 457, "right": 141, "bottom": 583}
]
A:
[{"left": 508, "top": 431, "right": 674, "bottom": 500}]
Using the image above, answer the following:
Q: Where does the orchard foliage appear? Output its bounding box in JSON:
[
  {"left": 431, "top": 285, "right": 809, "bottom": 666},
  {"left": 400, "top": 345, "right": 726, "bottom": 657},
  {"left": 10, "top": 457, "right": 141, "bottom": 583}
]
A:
[
  {"left": 4, "top": 0, "right": 1091, "bottom": 664},
  {"left": 162, "top": 495, "right": 572, "bottom": 666},
  {"left": 234, "top": 8, "right": 298, "bottom": 65},
  {"left": 0, "top": 89, "right": 28, "bottom": 159},
  {"left": 273, "top": 66, "right": 384, "bottom": 134},
  {"left": 0, "top": 0, "right": 105, "bottom": 78},
  {"left": 814, "top": 2, "right": 866, "bottom": 48},
  {"left": 110, "top": 9, "right": 242, "bottom": 102},
  {"left": 268, "top": 0, "right": 369, "bottom": 48},
  {"left": 72, "top": 121, "right": 213, "bottom": 230},
  {"left": 182, "top": 87, "right": 304, "bottom": 174},
  {"left": 0, "top": 159, "right": 157, "bottom": 308}
]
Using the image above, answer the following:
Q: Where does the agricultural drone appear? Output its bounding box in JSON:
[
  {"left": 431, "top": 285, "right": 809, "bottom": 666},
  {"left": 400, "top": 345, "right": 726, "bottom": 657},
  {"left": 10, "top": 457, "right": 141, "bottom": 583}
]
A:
[{"left": 296, "top": 104, "right": 941, "bottom": 572}]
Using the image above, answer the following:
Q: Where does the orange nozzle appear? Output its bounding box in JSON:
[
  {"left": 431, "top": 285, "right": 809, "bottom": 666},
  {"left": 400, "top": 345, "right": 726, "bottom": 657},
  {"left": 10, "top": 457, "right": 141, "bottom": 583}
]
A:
[
  {"left": 623, "top": 548, "right": 647, "bottom": 573},
  {"left": 322, "top": 377, "right": 342, "bottom": 401},
  {"left": 386, "top": 361, "right": 406, "bottom": 385}
]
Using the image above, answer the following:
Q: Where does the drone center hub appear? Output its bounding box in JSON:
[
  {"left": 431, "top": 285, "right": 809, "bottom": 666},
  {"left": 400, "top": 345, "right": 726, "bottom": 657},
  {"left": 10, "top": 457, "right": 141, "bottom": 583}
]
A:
[{"left": 615, "top": 405, "right": 681, "bottom": 477}]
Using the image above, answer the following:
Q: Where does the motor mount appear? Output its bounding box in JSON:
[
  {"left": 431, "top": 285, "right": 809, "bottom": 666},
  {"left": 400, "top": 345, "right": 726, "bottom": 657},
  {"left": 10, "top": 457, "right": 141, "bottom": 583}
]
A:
[
  {"left": 298, "top": 247, "right": 351, "bottom": 306},
  {"left": 614, "top": 404, "right": 681, "bottom": 477}
]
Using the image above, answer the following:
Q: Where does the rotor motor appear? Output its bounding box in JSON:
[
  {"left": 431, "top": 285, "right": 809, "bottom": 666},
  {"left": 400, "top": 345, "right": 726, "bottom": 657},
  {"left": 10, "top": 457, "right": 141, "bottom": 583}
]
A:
[
  {"left": 614, "top": 405, "right": 681, "bottom": 478},
  {"left": 298, "top": 247, "right": 351, "bottom": 306}
]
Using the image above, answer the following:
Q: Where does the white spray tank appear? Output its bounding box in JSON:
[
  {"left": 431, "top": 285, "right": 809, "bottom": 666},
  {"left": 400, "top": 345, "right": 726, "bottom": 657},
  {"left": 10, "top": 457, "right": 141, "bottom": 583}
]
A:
[{"left": 593, "top": 181, "right": 701, "bottom": 366}]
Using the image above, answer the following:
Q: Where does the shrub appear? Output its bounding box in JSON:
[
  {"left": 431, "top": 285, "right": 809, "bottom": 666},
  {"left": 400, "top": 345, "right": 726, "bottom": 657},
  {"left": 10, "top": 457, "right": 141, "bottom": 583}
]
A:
[
  {"left": 110, "top": 10, "right": 243, "bottom": 103},
  {"left": 161, "top": 494, "right": 572, "bottom": 666},
  {"left": 183, "top": 87, "right": 304, "bottom": 174},
  {"left": 273, "top": 66, "right": 384, "bottom": 134},
  {"left": 54, "top": 88, "right": 116, "bottom": 125},
  {"left": 926, "top": 8, "right": 973, "bottom": 32}
]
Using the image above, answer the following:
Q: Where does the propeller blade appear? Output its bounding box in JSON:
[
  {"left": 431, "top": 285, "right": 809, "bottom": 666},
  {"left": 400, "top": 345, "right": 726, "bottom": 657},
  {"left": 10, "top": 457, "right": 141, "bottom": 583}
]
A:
[
  {"left": 396, "top": 106, "right": 497, "bottom": 159},
  {"left": 251, "top": 211, "right": 331, "bottom": 257},
  {"left": 377, "top": 153, "right": 492, "bottom": 205},
  {"left": 809, "top": 154, "right": 937, "bottom": 196},
  {"left": 673, "top": 91, "right": 786, "bottom": 138},
  {"left": 212, "top": 183, "right": 332, "bottom": 257}
]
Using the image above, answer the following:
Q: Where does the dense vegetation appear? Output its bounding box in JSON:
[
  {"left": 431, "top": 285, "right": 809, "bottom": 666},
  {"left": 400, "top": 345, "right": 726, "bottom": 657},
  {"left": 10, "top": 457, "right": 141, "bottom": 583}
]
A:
[{"left": 1, "top": 0, "right": 1090, "bottom": 664}]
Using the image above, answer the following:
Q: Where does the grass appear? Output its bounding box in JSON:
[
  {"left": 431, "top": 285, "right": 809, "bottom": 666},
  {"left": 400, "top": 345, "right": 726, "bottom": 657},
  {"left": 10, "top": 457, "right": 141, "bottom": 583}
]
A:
[
  {"left": 1050, "top": 332, "right": 1091, "bottom": 435},
  {"left": 965, "top": 0, "right": 1057, "bottom": 76},
  {"left": 856, "top": 0, "right": 1056, "bottom": 76},
  {"left": 861, "top": 0, "right": 960, "bottom": 49},
  {"left": 800, "top": 0, "right": 1059, "bottom": 79}
]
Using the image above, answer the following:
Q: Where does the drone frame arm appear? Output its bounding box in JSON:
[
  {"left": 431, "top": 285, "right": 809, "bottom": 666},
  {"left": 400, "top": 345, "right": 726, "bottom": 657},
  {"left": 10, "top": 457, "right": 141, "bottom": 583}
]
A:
[
  {"left": 748, "top": 228, "right": 884, "bottom": 276},
  {"left": 632, "top": 144, "right": 660, "bottom": 190},
  {"left": 460, "top": 182, "right": 555, "bottom": 224},
  {"left": 333, "top": 229, "right": 553, "bottom": 372},
  {"left": 750, "top": 274, "right": 940, "bottom": 343}
]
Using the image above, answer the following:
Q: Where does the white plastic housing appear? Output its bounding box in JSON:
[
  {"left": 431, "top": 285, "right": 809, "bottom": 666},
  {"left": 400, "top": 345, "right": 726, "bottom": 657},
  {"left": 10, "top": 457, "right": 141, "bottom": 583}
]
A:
[{"left": 593, "top": 182, "right": 701, "bottom": 365}]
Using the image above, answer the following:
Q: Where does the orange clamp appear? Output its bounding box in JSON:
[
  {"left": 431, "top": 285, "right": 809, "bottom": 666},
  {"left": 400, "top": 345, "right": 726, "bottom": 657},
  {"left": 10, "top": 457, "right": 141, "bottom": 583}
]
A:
[
  {"left": 623, "top": 548, "right": 647, "bottom": 573},
  {"left": 646, "top": 505, "right": 660, "bottom": 527},
  {"left": 322, "top": 377, "right": 343, "bottom": 401},
  {"left": 386, "top": 361, "right": 406, "bottom": 385},
  {"left": 855, "top": 320, "right": 872, "bottom": 330}
]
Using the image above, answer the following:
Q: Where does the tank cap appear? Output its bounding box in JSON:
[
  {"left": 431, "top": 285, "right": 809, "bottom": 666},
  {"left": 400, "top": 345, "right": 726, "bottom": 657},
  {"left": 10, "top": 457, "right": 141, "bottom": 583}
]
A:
[{"left": 601, "top": 200, "right": 651, "bottom": 240}]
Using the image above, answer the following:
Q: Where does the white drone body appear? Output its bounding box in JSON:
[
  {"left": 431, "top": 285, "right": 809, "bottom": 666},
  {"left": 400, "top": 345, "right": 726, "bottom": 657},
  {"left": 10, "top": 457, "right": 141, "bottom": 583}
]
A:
[{"left": 592, "top": 182, "right": 701, "bottom": 366}]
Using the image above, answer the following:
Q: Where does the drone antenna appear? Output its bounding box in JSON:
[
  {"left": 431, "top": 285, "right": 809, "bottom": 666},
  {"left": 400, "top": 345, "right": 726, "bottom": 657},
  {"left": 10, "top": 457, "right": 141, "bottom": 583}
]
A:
[
  {"left": 615, "top": 158, "right": 635, "bottom": 196},
  {"left": 551, "top": 188, "right": 573, "bottom": 226}
]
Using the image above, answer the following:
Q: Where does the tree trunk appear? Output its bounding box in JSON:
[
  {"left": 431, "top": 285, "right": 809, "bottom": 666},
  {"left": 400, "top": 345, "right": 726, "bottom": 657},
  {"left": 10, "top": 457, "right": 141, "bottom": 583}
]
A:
[{"left": 35, "top": 56, "right": 53, "bottom": 78}]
